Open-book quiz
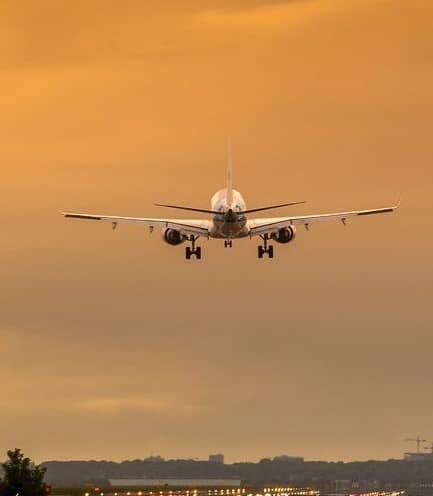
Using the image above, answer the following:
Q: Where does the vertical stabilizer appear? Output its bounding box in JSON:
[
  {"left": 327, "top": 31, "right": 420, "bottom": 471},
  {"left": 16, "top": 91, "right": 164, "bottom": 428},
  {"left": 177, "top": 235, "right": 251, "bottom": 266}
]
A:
[{"left": 227, "top": 137, "right": 233, "bottom": 205}]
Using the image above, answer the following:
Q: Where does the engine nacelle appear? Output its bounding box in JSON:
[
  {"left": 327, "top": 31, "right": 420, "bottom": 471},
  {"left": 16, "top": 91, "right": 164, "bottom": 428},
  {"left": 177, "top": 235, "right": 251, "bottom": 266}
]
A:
[
  {"left": 163, "top": 228, "right": 185, "bottom": 246},
  {"left": 272, "top": 226, "right": 296, "bottom": 244}
]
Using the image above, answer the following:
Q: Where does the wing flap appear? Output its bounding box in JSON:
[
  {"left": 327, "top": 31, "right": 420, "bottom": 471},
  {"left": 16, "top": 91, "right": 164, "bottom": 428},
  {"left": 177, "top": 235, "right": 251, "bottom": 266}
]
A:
[
  {"left": 62, "top": 212, "right": 210, "bottom": 237},
  {"left": 248, "top": 203, "right": 399, "bottom": 237}
]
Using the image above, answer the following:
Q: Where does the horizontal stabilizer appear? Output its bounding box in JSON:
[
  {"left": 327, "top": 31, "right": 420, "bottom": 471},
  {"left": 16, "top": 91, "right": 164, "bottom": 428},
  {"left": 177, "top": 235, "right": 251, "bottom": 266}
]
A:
[
  {"left": 155, "top": 201, "right": 306, "bottom": 216},
  {"left": 239, "top": 201, "right": 306, "bottom": 215},
  {"left": 155, "top": 203, "right": 218, "bottom": 215}
]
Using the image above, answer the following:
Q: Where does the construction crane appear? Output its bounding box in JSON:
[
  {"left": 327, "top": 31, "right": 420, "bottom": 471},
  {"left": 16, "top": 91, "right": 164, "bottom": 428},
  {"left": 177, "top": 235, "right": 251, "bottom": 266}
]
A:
[{"left": 406, "top": 435, "right": 427, "bottom": 453}]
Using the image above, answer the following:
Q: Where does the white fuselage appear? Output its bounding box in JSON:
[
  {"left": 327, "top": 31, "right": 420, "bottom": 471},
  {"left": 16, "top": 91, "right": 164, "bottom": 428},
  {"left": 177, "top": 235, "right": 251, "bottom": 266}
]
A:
[{"left": 209, "top": 188, "right": 249, "bottom": 239}]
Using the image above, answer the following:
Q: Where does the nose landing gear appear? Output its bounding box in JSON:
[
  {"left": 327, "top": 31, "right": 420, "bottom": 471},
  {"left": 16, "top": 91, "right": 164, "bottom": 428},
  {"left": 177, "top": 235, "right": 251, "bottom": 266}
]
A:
[
  {"left": 258, "top": 234, "right": 274, "bottom": 259},
  {"left": 185, "top": 236, "right": 201, "bottom": 260},
  {"left": 224, "top": 240, "right": 233, "bottom": 248}
]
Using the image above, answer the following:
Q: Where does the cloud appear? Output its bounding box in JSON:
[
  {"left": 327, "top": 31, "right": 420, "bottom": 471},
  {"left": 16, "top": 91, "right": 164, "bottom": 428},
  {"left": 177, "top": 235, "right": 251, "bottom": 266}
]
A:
[
  {"left": 194, "top": 0, "right": 317, "bottom": 30},
  {"left": 73, "top": 395, "right": 208, "bottom": 417},
  {"left": 0, "top": 395, "right": 191, "bottom": 415},
  {"left": 75, "top": 396, "right": 170, "bottom": 413}
]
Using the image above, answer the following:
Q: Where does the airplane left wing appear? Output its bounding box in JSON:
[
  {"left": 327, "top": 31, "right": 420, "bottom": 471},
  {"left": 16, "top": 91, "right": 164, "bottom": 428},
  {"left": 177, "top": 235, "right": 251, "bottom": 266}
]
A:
[
  {"left": 61, "top": 212, "right": 210, "bottom": 237},
  {"left": 248, "top": 203, "right": 399, "bottom": 237}
]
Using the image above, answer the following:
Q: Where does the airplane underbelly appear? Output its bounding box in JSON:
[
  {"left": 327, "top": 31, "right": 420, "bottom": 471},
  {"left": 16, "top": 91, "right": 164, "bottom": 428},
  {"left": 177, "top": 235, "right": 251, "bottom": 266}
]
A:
[{"left": 211, "top": 218, "right": 248, "bottom": 238}]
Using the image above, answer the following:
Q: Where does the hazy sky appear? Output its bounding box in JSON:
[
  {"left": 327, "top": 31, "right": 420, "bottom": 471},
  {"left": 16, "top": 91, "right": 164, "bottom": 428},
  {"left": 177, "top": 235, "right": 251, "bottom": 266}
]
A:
[{"left": 1, "top": 0, "right": 432, "bottom": 464}]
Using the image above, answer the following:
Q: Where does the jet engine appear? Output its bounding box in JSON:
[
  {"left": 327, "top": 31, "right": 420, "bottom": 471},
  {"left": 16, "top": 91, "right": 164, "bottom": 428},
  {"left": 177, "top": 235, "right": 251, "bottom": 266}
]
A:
[
  {"left": 163, "top": 228, "right": 185, "bottom": 245},
  {"left": 272, "top": 226, "right": 296, "bottom": 244}
]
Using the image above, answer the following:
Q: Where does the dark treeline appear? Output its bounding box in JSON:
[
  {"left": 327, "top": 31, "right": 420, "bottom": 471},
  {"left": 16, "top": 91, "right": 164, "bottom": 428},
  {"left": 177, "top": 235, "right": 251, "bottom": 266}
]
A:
[{"left": 42, "top": 458, "right": 433, "bottom": 486}]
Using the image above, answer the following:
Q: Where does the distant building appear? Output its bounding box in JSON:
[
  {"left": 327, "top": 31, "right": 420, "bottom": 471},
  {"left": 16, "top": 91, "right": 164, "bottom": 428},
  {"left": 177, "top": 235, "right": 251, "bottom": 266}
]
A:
[
  {"left": 144, "top": 456, "right": 165, "bottom": 462},
  {"left": 404, "top": 452, "right": 433, "bottom": 462},
  {"left": 108, "top": 478, "right": 240, "bottom": 487},
  {"left": 334, "top": 480, "right": 352, "bottom": 491},
  {"left": 272, "top": 455, "right": 304, "bottom": 463},
  {"left": 209, "top": 454, "right": 224, "bottom": 464}
]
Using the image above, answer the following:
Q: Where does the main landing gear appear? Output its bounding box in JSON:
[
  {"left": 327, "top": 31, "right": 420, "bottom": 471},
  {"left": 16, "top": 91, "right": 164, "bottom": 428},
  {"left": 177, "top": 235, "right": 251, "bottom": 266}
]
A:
[
  {"left": 224, "top": 240, "right": 233, "bottom": 248},
  {"left": 258, "top": 234, "right": 274, "bottom": 259},
  {"left": 185, "top": 235, "right": 201, "bottom": 260}
]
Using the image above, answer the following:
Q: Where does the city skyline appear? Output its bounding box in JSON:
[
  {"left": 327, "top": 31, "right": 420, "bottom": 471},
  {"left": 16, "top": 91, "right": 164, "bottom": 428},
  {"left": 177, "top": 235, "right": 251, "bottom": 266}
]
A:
[{"left": 1, "top": 0, "right": 432, "bottom": 463}]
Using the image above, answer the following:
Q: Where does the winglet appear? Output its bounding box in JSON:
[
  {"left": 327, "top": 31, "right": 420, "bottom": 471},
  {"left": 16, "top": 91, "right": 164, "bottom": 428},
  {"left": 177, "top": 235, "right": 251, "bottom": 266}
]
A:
[{"left": 395, "top": 194, "right": 402, "bottom": 209}]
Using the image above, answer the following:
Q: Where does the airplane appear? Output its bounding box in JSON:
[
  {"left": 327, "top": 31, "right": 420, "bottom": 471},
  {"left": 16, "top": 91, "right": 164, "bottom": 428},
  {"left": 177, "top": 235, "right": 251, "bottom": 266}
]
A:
[{"left": 62, "top": 148, "right": 399, "bottom": 260}]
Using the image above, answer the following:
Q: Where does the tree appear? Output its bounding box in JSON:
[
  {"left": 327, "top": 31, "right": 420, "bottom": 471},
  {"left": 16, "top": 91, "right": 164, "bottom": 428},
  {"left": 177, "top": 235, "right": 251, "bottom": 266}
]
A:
[{"left": 0, "top": 448, "right": 48, "bottom": 496}]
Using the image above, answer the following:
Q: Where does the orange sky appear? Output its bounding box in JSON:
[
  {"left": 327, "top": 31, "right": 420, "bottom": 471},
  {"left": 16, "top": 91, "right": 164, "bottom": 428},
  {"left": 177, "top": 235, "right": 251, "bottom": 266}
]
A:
[{"left": 1, "top": 0, "right": 432, "bottom": 463}]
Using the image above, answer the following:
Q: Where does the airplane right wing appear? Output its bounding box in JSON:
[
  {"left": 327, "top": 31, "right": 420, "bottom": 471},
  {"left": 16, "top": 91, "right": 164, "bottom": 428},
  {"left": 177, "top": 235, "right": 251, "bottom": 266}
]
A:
[
  {"left": 248, "top": 203, "right": 399, "bottom": 237},
  {"left": 61, "top": 212, "right": 210, "bottom": 237}
]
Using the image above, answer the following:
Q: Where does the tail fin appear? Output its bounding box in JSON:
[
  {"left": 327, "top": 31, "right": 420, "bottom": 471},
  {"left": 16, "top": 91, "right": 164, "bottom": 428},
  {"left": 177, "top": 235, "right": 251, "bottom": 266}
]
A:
[{"left": 227, "top": 137, "right": 233, "bottom": 205}]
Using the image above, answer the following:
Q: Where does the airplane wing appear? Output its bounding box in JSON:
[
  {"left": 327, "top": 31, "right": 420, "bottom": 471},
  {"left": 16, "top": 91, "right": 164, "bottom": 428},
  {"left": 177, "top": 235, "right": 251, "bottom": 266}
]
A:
[
  {"left": 61, "top": 212, "right": 210, "bottom": 237},
  {"left": 248, "top": 203, "right": 399, "bottom": 237}
]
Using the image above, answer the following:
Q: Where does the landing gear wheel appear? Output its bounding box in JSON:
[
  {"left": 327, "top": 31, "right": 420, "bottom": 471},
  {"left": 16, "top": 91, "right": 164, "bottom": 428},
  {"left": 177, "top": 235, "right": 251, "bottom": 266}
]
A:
[
  {"left": 185, "top": 236, "right": 202, "bottom": 260},
  {"left": 258, "top": 235, "right": 275, "bottom": 259},
  {"left": 268, "top": 245, "right": 274, "bottom": 259},
  {"left": 224, "top": 240, "right": 233, "bottom": 248}
]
